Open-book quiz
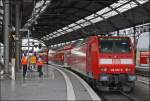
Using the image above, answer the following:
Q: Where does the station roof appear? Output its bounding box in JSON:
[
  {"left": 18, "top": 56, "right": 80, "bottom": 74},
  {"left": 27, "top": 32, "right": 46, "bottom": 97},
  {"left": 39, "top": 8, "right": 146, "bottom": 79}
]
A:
[
  {"left": 30, "top": 0, "right": 149, "bottom": 46},
  {"left": 44, "top": 0, "right": 150, "bottom": 46},
  {"left": 30, "top": 0, "right": 118, "bottom": 41},
  {"left": 0, "top": 0, "right": 150, "bottom": 46}
]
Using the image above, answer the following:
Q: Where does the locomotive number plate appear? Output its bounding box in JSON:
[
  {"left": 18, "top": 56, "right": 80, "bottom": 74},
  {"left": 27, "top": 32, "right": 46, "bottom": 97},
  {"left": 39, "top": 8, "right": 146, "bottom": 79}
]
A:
[{"left": 112, "top": 59, "right": 121, "bottom": 64}]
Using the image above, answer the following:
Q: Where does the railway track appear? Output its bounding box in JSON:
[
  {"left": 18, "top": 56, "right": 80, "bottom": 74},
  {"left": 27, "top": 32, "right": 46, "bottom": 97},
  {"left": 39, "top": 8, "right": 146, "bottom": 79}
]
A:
[
  {"left": 136, "top": 68, "right": 150, "bottom": 77},
  {"left": 49, "top": 63, "right": 149, "bottom": 101},
  {"left": 97, "top": 90, "right": 138, "bottom": 101},
  {"left": 119, "top": 91, "right": 138, "bottom": 101}
]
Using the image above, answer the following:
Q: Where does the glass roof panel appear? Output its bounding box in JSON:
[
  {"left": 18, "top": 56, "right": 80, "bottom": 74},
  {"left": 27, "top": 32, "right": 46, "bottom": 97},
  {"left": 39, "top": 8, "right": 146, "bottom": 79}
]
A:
[
  {"left": 48, "top": 34, "right": 51, "bottom": 37},
  {"left": 46, "top": 34, "right": 50, "bottom": 37},
  {"left": 72, "top": 25, "right": 81, "bottom": 30},
  {"left": 52, "top": 34, "right": 56, "bottom": 37},
  {"left": 103, "top": 11, "right": 118, "bottom": 19},
  {"left": 110, "top": 0, "right": 129, "bottom": 8},
  {"left": 90, "top": 17, "right": 103, "bottom": 23},
  {"left": 117, "top": 2, "right": 138, "bottom": 13},
  {"left": 62, "top": 27, "right": 69, "bottom": 30},
  {"left": 55, "top": 34, "right": 59, "bottom": 37},
  {"left": 137, "top": 0, "right": 149, "bottom": 4},
  {"left": 80, "top": 21, "right": 91, "bottom": 27},
  {"left": 46, "top": 38, "right": 49, "bottom": 40},
  {"left": 43, "top": 38, "right": 46, "bottom": 40},
  {"left": 66, "top": 28, "right": 74, "bottom": 33},
  {"left": 59, "top": 31, "right": 65, "bottom": 35},
  {"left": 76, "top": 19, "right": 86, "bottom": 24},
  {"left": 53, "top": 31, "right": 57, "bottom": 34},
  {"left": 96, "top": 7, "right": 111, "bottom": 15},
  {"left": 56, "top": 33, "right": 62, "bottom": 36},
  {"left": 57, "top": 29, "right": 63, "bottom": 32},
  {"left": 45, "top": 0, "right": 51, "bottom": 4},
  {"left": 85, "top": 14, "right": 98, "bottom": 20},
  {"left": 68, "top": 23, "right": 77, "bottom": 27}
]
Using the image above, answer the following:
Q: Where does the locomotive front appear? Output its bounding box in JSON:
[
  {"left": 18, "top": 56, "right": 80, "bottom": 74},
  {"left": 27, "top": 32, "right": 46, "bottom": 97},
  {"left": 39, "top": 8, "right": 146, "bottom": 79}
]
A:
[{"left": 98, "top": 36, "right": 136, "bottom": 92}]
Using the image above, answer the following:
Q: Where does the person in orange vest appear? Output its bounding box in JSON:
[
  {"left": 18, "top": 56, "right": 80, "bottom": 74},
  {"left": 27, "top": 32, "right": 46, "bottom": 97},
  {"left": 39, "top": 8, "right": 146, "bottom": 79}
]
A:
[
  {"left": 29, "top": 53, "right": 37, "bottom": 71},
  {"left": 36, "top": 55, "right": 44, "bottom": 77},
  {"left": 21, "top": 53, "right": 28, "bottom": 79}
]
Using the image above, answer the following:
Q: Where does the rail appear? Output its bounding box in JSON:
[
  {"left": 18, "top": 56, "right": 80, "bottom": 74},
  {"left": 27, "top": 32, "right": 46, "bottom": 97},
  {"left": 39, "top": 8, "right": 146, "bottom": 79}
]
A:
[{"left": 136, "top": 67, "right": 150, "bottom": 77}]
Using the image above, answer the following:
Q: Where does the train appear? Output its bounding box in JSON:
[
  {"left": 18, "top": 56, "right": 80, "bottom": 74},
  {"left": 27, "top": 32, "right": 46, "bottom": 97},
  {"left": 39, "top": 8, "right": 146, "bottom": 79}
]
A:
[{"left": 49, "top": 36, "right": 137, "bottom": 92}]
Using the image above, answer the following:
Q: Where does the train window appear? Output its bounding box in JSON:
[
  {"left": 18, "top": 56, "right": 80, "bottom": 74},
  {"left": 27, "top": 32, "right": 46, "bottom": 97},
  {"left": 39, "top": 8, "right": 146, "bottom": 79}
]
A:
[
  {"left": 99, "top": 38, "right": 131, "bottom": 53},
  {"left": 100, "top": 41, "right": 113, "bottom": 53},
  {"left": 115, "top": 41, "right": 131, "bottom": 53}
]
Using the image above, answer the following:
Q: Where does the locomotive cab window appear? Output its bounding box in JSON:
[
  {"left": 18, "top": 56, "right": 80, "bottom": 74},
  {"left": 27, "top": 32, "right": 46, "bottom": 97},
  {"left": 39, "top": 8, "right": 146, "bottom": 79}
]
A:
[{"left": 99, "top": 38, "right": 131, "bottom": 53}]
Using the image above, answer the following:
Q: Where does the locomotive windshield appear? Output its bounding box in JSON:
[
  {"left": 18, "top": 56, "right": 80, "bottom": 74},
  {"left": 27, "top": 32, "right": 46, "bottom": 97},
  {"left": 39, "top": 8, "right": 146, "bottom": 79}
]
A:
[{"left": 99, "top": 38, "right": 131, "bottom": 53}]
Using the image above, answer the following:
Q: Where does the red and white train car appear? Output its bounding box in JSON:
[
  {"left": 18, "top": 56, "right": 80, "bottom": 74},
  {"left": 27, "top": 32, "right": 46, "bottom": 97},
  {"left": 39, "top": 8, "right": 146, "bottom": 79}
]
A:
[
  {"left": 49, "top": 36, "right": 136, "bottom": 92},
  {"left": 49, "top": 44, "right": 72, "bottom": 65},
  {"left": 68, "top": 36, "right": 136, "bottom": 92}
]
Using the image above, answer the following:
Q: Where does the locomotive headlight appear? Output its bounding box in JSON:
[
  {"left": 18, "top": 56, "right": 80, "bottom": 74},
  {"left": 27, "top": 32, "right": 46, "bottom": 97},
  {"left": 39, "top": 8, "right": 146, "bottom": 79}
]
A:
[
  {"left": 125, "top": 68, "right": 128, "bottom": 71},
  {"left": 125, "top": 68, "right": 131, "bottom": 72},
  {"left": 100, "top": 74, "right": 108, "bottom": 81},
  {"left": 128, "top": 75, "right": 137, "bottom": 81},
  {"left": 101, "top": 67, "right": 107, "bottom": 72}
]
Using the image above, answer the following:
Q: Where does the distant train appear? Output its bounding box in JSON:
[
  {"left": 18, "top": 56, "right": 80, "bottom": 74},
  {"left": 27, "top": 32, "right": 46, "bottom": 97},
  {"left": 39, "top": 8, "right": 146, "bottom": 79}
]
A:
[{"left": 49, "top": 36, "right": 136, "bottom": 92}]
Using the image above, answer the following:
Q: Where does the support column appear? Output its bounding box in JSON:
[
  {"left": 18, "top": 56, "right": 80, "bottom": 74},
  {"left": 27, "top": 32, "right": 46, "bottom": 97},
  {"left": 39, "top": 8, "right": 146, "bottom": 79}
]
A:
[
  {"left": 15, "top": 0, "right": 21, "bottom": 72},
  {"left": 0, "top": 43, "right": 1, "bottom": 60},
  {"left": 133, "top": 26, "right": 137, "bottom": 65},
  {"left": 3, "top": 0, "right": 10, "bottom": 73}
]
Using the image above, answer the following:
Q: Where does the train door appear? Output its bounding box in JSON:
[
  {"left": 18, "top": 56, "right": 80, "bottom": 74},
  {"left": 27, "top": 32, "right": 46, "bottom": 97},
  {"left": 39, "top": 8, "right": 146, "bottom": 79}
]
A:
[{"left": 86, "top": 40, "right": 93, "bottom": 78}]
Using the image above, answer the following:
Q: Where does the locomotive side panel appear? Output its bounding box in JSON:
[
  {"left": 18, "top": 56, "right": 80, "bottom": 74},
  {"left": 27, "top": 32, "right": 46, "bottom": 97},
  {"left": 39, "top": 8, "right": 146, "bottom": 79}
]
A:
[{"left": 86, "top": 36, "right": 99, "bottom": 79}]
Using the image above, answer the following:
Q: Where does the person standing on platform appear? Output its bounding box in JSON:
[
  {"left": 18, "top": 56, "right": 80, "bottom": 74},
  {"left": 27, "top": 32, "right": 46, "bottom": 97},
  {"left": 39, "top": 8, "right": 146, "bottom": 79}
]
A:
[
  {"left": 21, "top": 53, "right": 28, "bottom": 79},
  {"left": 30, "top": 53, "right": 37, "bottom": 71},
  {"left": 36, "top": 55, "right": 44, "bottom": 77}
]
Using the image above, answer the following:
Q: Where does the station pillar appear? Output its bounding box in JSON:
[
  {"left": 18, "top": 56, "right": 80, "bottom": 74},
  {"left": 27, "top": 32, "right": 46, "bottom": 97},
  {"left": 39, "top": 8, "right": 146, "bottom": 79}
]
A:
[
  {"left": 133, "top": 26, "right": 137, "bottom": 65},
  {"left": 3, "top": 0, "right": 10, "bottom": 73},
  {"left": 15, "top": 0, "right": 21, "bottom": 72}
]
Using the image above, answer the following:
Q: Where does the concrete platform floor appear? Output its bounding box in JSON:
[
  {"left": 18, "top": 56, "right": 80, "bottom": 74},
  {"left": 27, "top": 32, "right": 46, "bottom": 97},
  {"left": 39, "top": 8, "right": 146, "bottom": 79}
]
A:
[{"left": 0, "top": 64, "right": 99, "bottom": 100}]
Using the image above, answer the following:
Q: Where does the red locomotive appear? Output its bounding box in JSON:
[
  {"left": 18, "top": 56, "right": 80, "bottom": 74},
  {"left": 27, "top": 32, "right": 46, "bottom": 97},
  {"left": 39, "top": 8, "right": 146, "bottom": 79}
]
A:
[{"left": 49, "top": 36, "right": 136, "bottom": 92}]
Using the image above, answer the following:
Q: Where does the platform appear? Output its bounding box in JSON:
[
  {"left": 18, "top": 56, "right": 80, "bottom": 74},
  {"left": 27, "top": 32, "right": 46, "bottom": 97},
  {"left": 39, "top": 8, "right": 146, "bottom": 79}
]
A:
[{"left": 0, "top": 64, "right": 100, "bottom": 100}]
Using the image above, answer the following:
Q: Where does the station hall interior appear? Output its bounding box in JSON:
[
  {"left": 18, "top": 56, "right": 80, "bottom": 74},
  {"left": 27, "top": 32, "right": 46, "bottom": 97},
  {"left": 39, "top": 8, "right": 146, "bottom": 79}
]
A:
[{"left": 0, "top": 0, "right": 150, "bottom": 100}]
